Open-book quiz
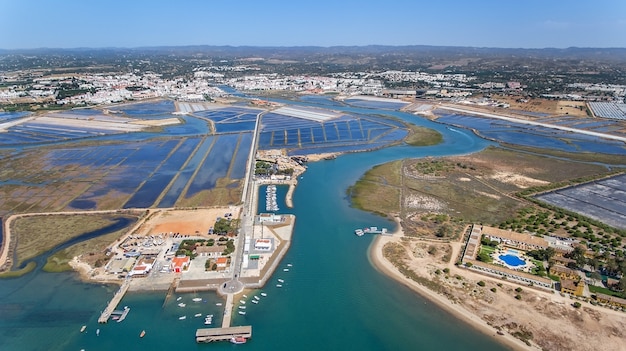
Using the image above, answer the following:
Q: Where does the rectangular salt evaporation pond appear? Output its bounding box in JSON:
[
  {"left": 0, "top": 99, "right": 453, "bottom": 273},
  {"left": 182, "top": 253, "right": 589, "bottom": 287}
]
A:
[
  {"left": 157, "top": 137, "right": 215, "bottom": 207},
  {"left": 111, "top": 100, "right": 175, "bottom": 116},
  {"left": 535, "top": 192, "right": 626, "bottom": 230},
  {"left": 229, "top": 133, "right": 253, "bottom": 179},
  {"left": 311, "top": 126, "right": 325, "bottom": 142},
  {"left": 285, "top": 129, "right": 300, "bottom": 146},
  {"left": 122, "top": 139, "right": 201, "bottom": 209},
  {"left": 299, "top": 128, "right": 313, "bottom": 144},
  {"left": 214, "top": 121, "right": 256, "bottom": 133},
  {"left": 272, "top": 130, "right": 286, "bottom": 146},
  {"left": 185, "top": 134, "right": 241, "bottom": 198}
]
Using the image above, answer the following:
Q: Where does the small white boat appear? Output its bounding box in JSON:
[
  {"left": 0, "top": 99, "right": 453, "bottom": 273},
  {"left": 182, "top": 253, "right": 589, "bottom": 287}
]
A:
[
  {"left": 239, "top": 300, "right": 246, "bottom": 304},
  {"left": 287, "top": 263, "right": 292, "bottom": 267},
  {"left": 283, "top": 268, "right": 289, "bottom": 272},
  {"left": 260, "top": 292, "right": 267, "bottom": 297},
  {"left": 215, "top": 302, "right": 223, "bottom": 306},
  {"left": 194, "top": 313, "right": 202, "bottom": 317},
  {"left": 254, "top": 296, "right": 260, "bottom": 300},
  {"left": 238, "top": 305, "right": 246, "bottom": 309},
  {"left": 178, "top": 303, "right": 186, "bottom": 307},
  {"left": 176, "top": 297, "right": 182, "bottom": 301},
  {"left": 96, "top": 329, "right": 100, "bottom": 336},
  {"left": 238, "top": 311, "right": 246, "bottom": 315},
  {"left": 80, "top": 325, "right": 86, "bottom": 333},
  {"left": 251, "top": 300, "right": 258, "bottom": 304},
  {"left": 276, "top": 284, "right": 282, "bottom": 287},
  {"left": 192, "top": 298, "right": 202, "bottom": 302},
  {"left": 242, "top": 294, "right": 247, "bottom": 298},
  {"left": 178, "top": 316, "right": 186, "bottom": 320},
  {"left": 278, "top": 279, "right": 284, "bottom": 283}
]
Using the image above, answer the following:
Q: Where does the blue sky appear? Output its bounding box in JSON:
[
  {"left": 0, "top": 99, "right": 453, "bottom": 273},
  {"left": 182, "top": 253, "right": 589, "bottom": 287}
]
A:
[{"left": 1, "top": 0, "right": 625, "bottom": 49}]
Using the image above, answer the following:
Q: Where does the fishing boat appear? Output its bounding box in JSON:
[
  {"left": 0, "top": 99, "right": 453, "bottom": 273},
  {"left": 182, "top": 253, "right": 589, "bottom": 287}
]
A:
[
  {"left": 260, "top": 292, "right": 267, "bottom": 297},
  {"left": 238, "top": 311, "right": 246, "bottom": 315},
  {"left": 239, "top": 300, "right": 246, "bottom": 304},
  {"left": 277, "top": 279, "right": 284, "bottom": 283},
  {"left": 176, "top": 297, "right": 182, "bottom": 301},
  {"left": 251, "top": 300, "right": 258, "bottom": 304},
  {"left": 194, "top": 313, "right": 202, "bottom": 317},
  {"left": 287, "top": 263, "right": 292, "bottom": 267},
  {"left": 216, "top": 302, "right": 223, "bottom": 306},
  {"left": 254, "top": 296, "right": 260, "bottom": 301},
  {"left": 96, "top": 329, "right": 100, "bottom": 337},
  {"left": 276, "top": 284, "right": 282, "bottom": 287},
  {"left": 140, "top": 330, "right": 146, "bottom": 338},
  {"left": 230, "top": 336, "right": 247, "bottom": 344},
  {"left": 178, "top": 315, "right": 187, "bottom": 320},
  {"left": 80, "top": 325, "right": 86, "bottom": 333},
  {"left": 192, "top": 298, "right": 202, "bottom": 302},
  {"left": 178, "top": 303, "right": 186, "bottom": 307},
  {"left": 283, "top": 268, "right": 289, "bottom": 271},
  {"left": 238, "top": 305, "right": 246, "bottom": 309}
]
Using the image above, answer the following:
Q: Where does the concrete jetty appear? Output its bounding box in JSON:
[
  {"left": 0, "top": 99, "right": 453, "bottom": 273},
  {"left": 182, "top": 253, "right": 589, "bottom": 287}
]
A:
[
  {"left": 98, "top": 280, "right": 130, "bottom": 323},
  {"left": 196, "top": 325, "right": 252, "bottom": 343}
]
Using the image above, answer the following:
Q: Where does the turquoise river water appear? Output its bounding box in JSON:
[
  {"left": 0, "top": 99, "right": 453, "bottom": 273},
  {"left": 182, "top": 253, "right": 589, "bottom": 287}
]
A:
[{"left": 0, "top": 109, "right": 513, "bottom": 350}]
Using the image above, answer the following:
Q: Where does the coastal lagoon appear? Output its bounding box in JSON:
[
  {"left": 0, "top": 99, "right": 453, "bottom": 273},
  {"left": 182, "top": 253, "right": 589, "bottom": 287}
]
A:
[{"left": 0, "top": 100, "right": 514, "bottom": 350}]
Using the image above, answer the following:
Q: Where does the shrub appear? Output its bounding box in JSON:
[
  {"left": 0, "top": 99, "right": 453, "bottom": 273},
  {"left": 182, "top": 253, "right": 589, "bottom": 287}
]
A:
[
  {"left": 515, "top": 294, "right": 522, "bottom": 300},
  {"left": 573, "top": 302, "right": 582, "bottom": 308},
  {"left": 477, "top": 281, "right": 486, "bottom": 287},
  {"left": 491, "top": 287, "right": 497, "bottom": 293},
  {"left": 443, "top": 268, "right": 450, "bottom": 274},
  {"left": 515, "top": 287, "right": 523, "bottom": 293}
]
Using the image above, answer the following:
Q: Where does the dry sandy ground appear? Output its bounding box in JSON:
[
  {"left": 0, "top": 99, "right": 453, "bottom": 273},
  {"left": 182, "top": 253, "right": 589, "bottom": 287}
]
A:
[
  {"left": 136, "top": 207, "right": 240, "bottom": 237},
  {"left": 371, "top": 228, "right": 626, "bottom": 351}
]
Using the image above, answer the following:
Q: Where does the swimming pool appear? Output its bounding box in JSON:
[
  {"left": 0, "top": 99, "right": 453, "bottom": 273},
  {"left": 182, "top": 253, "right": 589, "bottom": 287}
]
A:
[{"left": 499, "top": 254, "right": 526, "bottom": 267}]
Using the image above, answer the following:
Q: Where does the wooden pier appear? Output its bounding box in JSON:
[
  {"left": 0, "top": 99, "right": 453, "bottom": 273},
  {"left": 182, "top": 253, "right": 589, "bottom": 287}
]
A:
[
  {"left": 98, "top": 280, "right": 130, "bottom": 323},
  {"left": 196, "top": 326, "right": 252, "bottom": 343}
]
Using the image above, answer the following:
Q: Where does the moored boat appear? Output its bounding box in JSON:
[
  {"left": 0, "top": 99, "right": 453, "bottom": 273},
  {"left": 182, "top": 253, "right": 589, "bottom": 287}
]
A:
[
  {"left": 260, "top": 292, "right": 267, "bottom": 297},
  {"left": 179, "top": 315, "right": 187, "bottom": 320},
  {"left": 192, "top": 297, "right": 202, "bottom": 302},
  {"left": 80, "top": 325, "right": 86, "bottom": 333},
  {"left": 238, "top": 310, "right": 246, "bottom": 315},
  {"left": 96, "top": 329, "right": 100, "bottom": 336},
  {"left": 140, "top": 330, "right": 146, "bottom": 338},
  {"left": 178, "top": 303, "right": 186, "bottom": 307},
  {"left": 230, "top": 336, "right": 247, "bottom": 344}
]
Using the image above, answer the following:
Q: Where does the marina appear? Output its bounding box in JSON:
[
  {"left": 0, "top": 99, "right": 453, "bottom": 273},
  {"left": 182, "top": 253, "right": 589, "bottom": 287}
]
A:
[{"left": 265, "top": 184, "right": 279, "bottom": 211}]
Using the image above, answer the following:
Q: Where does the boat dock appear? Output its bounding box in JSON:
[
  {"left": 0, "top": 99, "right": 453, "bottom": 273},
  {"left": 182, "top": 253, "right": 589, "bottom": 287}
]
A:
[
  {"left": 98, "top": 280, "right": 130, "bottom": 323},
  {"left": 196, "top": 326, "right": 252, "bottom": 343},
  {"left": 111, "top": 306, "right": 130, "bottom": 322},
  {"left": 355, "top": 226, "right": 389, "bottom": 236}
]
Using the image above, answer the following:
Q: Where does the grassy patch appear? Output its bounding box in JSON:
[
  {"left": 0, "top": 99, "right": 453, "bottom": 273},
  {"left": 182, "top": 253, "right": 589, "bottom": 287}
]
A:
[
  {"left": 589, "top": 284, "right": 623, "bottom": 298},
  {"left": 11, "top": 213, "right": 136, "bottom": 266},
  {"left": 404, "top": 125, "right": 443, "bottom": 146},
  {"left": 0, "top": 262, "right": 37, "bottom": 278},
  {"left": 348, "top": 161, "right": 402, "bottom": 215}
]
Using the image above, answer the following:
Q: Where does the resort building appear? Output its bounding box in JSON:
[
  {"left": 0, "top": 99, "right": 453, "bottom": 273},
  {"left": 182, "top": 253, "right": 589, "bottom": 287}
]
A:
[
  {"left": 464, "top": 259, "right": 553, "bottom": 289},
  {"left": 549, "top": 265, "right": 580, "bottom": 281},
  {"left": 560, "top": 278, "right": 585, "bottom": 297},
  {"left": 481, "top": 226, "right": 549, "bottom": 251},
  {"left": 594, "top": 293, "right": 626, "bottom": 309}
]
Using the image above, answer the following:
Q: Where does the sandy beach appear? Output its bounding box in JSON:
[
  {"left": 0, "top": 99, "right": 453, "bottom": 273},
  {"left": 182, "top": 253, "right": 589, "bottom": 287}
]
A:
[
  {"left": 369, "top": 224, "right": 626, "bottom": 351},
  {"left": 369, "top": 226, "right": 532, "bottom": 351}
]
